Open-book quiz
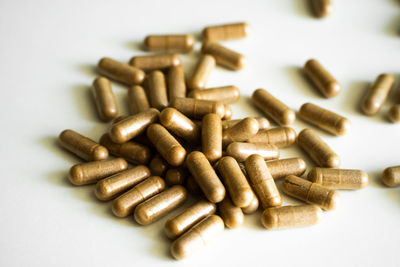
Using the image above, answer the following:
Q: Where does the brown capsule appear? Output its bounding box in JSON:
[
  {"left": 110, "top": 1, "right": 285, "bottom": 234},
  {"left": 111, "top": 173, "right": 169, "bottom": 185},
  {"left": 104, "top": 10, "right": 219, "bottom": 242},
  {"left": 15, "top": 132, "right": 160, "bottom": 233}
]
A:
[
  {"left": 186, "top": 151, "right": 226, "bottom": 203},
  {"left": 149, "top": 154, "right": 169, "bottom": 176},
  {"left": 201, "top": 114, "right": 222, "bottom": 162},
  {"left": 188, "top": 54, "right": 216, "bottom": 90},
  {"left": 129, "top": 53, "right": 181, "bottom": 72},
  {"left": 69, "top": 158, "right": 128, "bottom": 186},
  {"left": 127, "top": 85, "right": 150, "bottom": 115},
  {"left": 247, "top": 127, "right": 297, "bottom": 148},
  {"left": 112, "top": 176, "right": 165, "bottom": 217},
  {"left": 188, "top": 86, "right": 240, "bottom": 104},
  {"left": 134, "top": 185, "right": 187, "bottom": 225},
  {"left": 59, "top": 129, "right": 108, "bottom": 161},
  {"left": 310, "top": 0, "right": 333, "bottom": 18},
  {"left": 185, "top": 176, "right": 202, "bottom": 195},
  {"left": 147, "top": 123, "right": 186, "bottom": 166},
  {"left": 170, "top": 97, "right": 225, "bottom": 119},
  {"left": 201, "top": 42, "right": 246, "bottom": 70},
  {"left": 362, "top": 74, "right": 395, "bottom": 116},
  {"left": 167, "top": 66, "right": 186, "bottom": 101},
  {"left": 95, "top": 165, "right": 151, "bottom": 201},
  {"left": 218, "top": 196, "right": 244, "bottom": 229},
  {"left": 92, "top": 77, "right": 118, "bottom": 121},
  {"left": 303, "top": 59, "right": 341, "bottom": 98},
  {"left": 262, "top": 205, "right": 323, "bottom": 230},
  {"left": 109, "top": 108, "right": 160, "bottom": 144},
  {"left": 251, "top": 89, "right": 296, "bottom": 125},
  {"left": 164, "top": 200, "right": 217, "bottom": 239},
  {"left": 112, "top": 115, "right": 129, "bottom": 125},
  {"left": 308, "top": 167, "right": 369, "bottom": 189},
  {"left": 244, "top": 154, "right": 282, "bottom": 209},
  {"left": 223, "top": 117, "right": 270, "bottom": 130},
  {"left": 226, "top": 142, "right": 279, "bottom": 163},
  {"left": 388, "top": 104, "right": 400, "bottom": 122},
  {"left": 266, "top": 158, "right": 307, "bottom": 179},
  {"left": 202, "top": 22, "right": 250, "bottom": 41},
  {"left": 297, "top": 128, "right": 340, "bottom": 168},
  {"left": 241, "top": 192, "right": 259, "bottom": 214},
  {"left": 147, "top": 70, "right": 168, "bottom": 111},
  {"left": 165, "top": 167, "right": 188, "bottom": 186},
  {"left": 144, "top": 34, "right": 194, "bottom": 53},
  {"left": 223, "top": 104, "right": 232, "bottom": 120},
  {"left": 222, "top": 117, "right": 259, "bottom": 147},
  {"left": 97, "top": 57, "right": 145, "bottom": 85},
  {"left": 382, "top": 166, "right": 400, "bottom": 187}
]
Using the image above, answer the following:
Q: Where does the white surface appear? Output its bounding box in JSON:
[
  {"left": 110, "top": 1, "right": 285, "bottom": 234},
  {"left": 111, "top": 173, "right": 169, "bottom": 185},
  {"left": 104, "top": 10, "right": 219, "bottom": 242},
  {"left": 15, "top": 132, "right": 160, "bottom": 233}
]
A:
[{"left": 0, "top": 0, "right": 399, "bottom": 266}]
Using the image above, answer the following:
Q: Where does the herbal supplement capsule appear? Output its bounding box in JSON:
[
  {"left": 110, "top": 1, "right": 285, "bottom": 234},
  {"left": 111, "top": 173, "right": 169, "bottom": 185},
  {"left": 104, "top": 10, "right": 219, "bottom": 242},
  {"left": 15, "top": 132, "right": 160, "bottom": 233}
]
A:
[
  {"left": 188, "top": 86, "right": 240, "bottom": 104},
  {"left": 167, "top": 66, "right": 186, "bottom": 101},
  {"left": 202, "top": 22, "right": 250, "bottom": 41},
  {"left": 251, "top": 89, "right": 296, "bottom": 125},
  {"left": 223, "top": 117, "right": 270, "bottom": 130},
  {"left": 147, "top": 70, "right": 168, "bottom": 111},
  {"left": 59, "top": 129, "right": 108, "bottom": 161},
  {"left": 186, "top": 151, "right": 226, "bottom": 203},
  {"left": 165, "top": 167, "right": 188, "bottom": 186},
  {"left": 223, "top": 104, "right": 232, "bottom": 120},
  {"left": 149, "top": 154, "right": 169, "bottom": 176},
  {"left": 112, "top": 176, "right": 165, "bottom": 217},
  {"left": 97, "top": 57, "right": 145, "bottom": 85},
  {"left": 165, "top": 200, "right": 217, "bottom": 239},
  {"left": 310, "top": 0, "right": 333, "bottom": 18},
  {"left": 382, "top": 166, "right": 400, "bottom": 187},
  {"left": 134, "top": 185, "right": 187, "bottom": 225},
  {"left": 266, "top": 158, "right": 307, "bottom": 179},
  {"left": 144, "top": 34, "right": 195, "bottom": 53},
  {"left": 147, "top": 123, "right": 186, "bottom": 166},
  {"left": 388, "top": 104, "right": 400, "bottom": 122},
  {"left": 218, "top": 197, "right": 244, "bottom": 229},
  {"left": 307, "top": 167, "right": 369, "bottom": 189},
  {"left": 226, "top": 142, "right": 279, "bottom": 162},
  {"left": 185, "top": 176, "right": 202, "bottom": 195},
  {"left": 109, "top": 108, "right": 160, "bottom": 144},
  {"left": 188, "top": 54, "right": 216, "bottom": 90},
  {"left": 202, "top": 114, "right": 222, "bottom": 162},
  {"left": 95, "top": 165, "right": 151, "bottom": 201},
  {"left": 127, "top": 85, "right": 150, "bottom": 115},
  {"left": 244, "top": 154, "right": 282, "bottom": 209},
  {"left": 297, "top": 128, "right": 340, "bottom": 168},
  {"left": 303, "top": 59, "right": 341, "bottom": 98},
  {"left": 361, "top": 74, "right": 395, "bottom": 116},
  {"left": 262, "top": 205, "right": 322, "bottom": 230},
  {"left": 160, "top": 107, "right": 201, "bottom": 144},
  {"left": 129, "top": 53, "right": 181, "bottom": 71},
  {"left": 170, "top": 97, "right": 225, "bottom": 119},
  {"left": 201, "top": 42, "right": 246, "bottom": 70},
  {"left": 217, "top": 156, "right": 253, "bottom": 207},
  {"left": 92, "top": 77, "right": 118, "bottom": 121},
  {"left": 222, "top": 117, "right": 259, "bottom": 147},
  {"left": 241, "top": 192, "right": 259, "bottom": 214},
  {"left": 69, "top": 158, "right": 128, "bottom": 186},
  {"left": 247, "top": 127, "right": 296, "bottom": 148}
]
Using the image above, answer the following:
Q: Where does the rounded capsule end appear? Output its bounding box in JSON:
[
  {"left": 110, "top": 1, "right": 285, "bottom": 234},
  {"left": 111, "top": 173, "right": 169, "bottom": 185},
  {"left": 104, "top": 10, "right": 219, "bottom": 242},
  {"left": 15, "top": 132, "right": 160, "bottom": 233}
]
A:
[
  {"left": 324, "top": 81, "right": 341, "bottom": 98},
  {"left": 382, "top": 167, "right": 398, "bottom": 187},
  {"left": 359, "top": 171, "right": 369, "bottom": 189},
  {"left": 324, "top": 155, "right": 341, "bottom": 168},
  {"left": 325, "top": 190, "right": 340, "bottom": 211},
  {"left": 92, "top": 145, "right": 109, "bottom": 161},
  {"left": 335, "top": 118, "right": 351, "bottom": 136},
  {"left": 68, "top": 165, "right": 84, "bottom": 185},
  {"left": 94, "top": 180, "right": 112, "bottom": 201},
  {"left": 167, "top": 146, "right": 187, "bottom": 167},
  {"left": 261, "top": 208, "right": 278, "bottom": 229}
]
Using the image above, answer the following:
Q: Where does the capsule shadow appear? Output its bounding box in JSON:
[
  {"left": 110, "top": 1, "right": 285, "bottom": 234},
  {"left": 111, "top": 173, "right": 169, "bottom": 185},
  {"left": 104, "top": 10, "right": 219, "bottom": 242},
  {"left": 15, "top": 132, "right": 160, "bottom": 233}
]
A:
[
  {"left": 46, "top": 169, "right": 71, "bottom": 188},
  {"left": 342, "top": 81, "right": 370, "bottom": 116},
  {"left": 242, "top": 211, "right": 263, "bottom": 229},
  {"left": 367, "top": 170, "right": 387, "bottom": 188},
  {"left": 40, "top": 136, "right": 81, "bottom": 164},
  {"left": 385, "top": 14, "right": 400, "bottom": 37},
  {"left": 124, "top": 41, "right": 144, "bottom": 52},
  {"left": 283, "top": 66, "right": 321, "bottom": 99},
  {"left": 293, "top": 0, "right": 314, "bottom": 18},
  {"left": 77, "top": 64, "right": 97, "bottom": 77},
  {"left": 386, "top": 188, "right": 400, "bottom": 205}
]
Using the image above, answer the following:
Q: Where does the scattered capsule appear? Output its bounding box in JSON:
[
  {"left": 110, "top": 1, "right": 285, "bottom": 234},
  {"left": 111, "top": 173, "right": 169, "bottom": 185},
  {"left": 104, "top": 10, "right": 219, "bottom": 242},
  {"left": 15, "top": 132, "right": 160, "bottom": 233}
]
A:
[
  {"left": 97, "top": 57, "right": 145, "bottom": 85},
  {"left": 144, "top": 34, "right": 195, "bottom": 53},
  {"left": 202, "top": 114, "right": 223, "bottom": 162},
  {"left": 202, "top": 22, "right": 250, "bottom": 41},
  {"left": 201, "top": 42, "right": 246, "bottom": 70},
  {"left": 218, "top": 196, "right": 244, "bottom": 229},
  {"left": 129, "top": 53, "right": 181, "bottom": 71},
  {"left": 266, "top": 158, "right": 307, "bottom": 179},
  {"left": 147, "top": 70, "right": 168, "bottom": 110},
  {"left": 165, "top": 167, "right": 188, "bottom": 186},
  {"left": 382, "top": 166, "right": 400, "bottom": 187},
  {"left": 188, "top": 54, "right": 216, "bottom": 90},
  {"left": 127, "top": 85, "right": 150, "bottom": 115},
  {"left": 188, "top": 85, "right": 240, "bottom": 104},
  {"left": 310, "top": 0, "right": 333, "bottom": 18},
  {"left": 308, "top": 167, "right": 369, "bottom": 189},
  {"left": 167, "top": 66, "right": 186, "bottom": 101},
  {"left": 222, "top": 117, "right": 259, "bottom": 147},
  {"left": 149, "top": 154, "right": 169, "bottom": 176},
  {"left": 241, "top": 191, "right": 259, "bottom": 214},
  {"left": 92, "top": 77, "right": 118, "bottom": 121},
  {"left": 223, "top": 117, "right": 270, "bottom": 130},
  {"left": 223, "top": 104, "right": 232, "bottom": 120},
  {"left": 247, "top": 127, "right": 296, "bottom": 148},
  {"left": 361, "top": 74, "right": 395, "bottom": 116},
  {"left": 388, "top": 104, "right": 400, "bottom": 122},
  {"left": 170, "top": 97, "right": 225, "bottom": 119},
  {"left": 226, "top": 142, "right": 279, "bottom": 162}
]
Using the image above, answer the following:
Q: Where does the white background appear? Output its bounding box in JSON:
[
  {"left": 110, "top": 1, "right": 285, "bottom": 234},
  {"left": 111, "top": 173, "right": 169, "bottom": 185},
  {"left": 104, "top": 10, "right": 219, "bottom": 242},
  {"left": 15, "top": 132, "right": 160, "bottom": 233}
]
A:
[{"left": 0, "top": 0, "right": 399, "bottom": 266}]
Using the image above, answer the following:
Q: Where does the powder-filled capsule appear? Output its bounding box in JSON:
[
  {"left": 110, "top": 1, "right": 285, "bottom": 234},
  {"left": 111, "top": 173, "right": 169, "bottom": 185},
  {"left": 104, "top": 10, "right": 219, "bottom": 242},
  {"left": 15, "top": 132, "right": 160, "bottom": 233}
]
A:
[
  {"left": 188, "top": 86, "right": 240, "bottom": 104},
  {"left": 218, "top": 196, "right": 244, "bottom": 229},
  {"left": 308, "top": 167, "right": 369, "bottom": 189},
  {"left": 223, "top": 104, "right": 232, "bottom": 120},
  {"left": 202, "top": 22, "right": 250, "bottom": 41},
  {"left": 167, "top": 66, "right": 186, "bottom": 101},
  {"left": 149, "top": 154, "right": 169, "bottom": 176},
  {"left": 388, "top": 104, "right": 400, "bottom": 122},
  {"left": 382, "top": 166, "right": 400, "bottom": 187},
  {"left": 266, "top": 158, "right": 307, "bottom": 179},
  {"left": 201, "top": 42, "right": 247, "bottom": 70},
  {"left": 144, "top": 34, "right": 195, "bottom": 53},
  {"left": 310, "top": 0, "right": 333, "bottom": 18},
  {"left": 165, "top": 167, "right": 188, "bottom": 186},
  {"left": 361, "top": 74, "right": 395, "bottom": 116},
  {"left": 188, "top": 54, "right": 216, "bottom": 90},
  {"left": 92, "top": 77, "right": 118, "bottom": 121},
  {"left": 127, "top": 85, "right": 150, "bottom": 115},
  {"left": 202, "top": 114, "right": 222, "bottom": 162},
  {"left": 129, "top": 53, "right": 181, "bottom": 71},
  {"left": 170, "top": 97, "right": 225, "bottom": 119},
  {"left": 147, "top": 70, "right": 168, "bottom": 111},
  {"left": 241, "top": 192, "right": 259, "bottom": 214},
  {"left": 226, "top": 142, "right": 279, "bottom": 162},
  {"left": 97, "top": 57, "right": 145, "bottom": 85},
  {"left": 222, "top": 117, "right": 270, "bottom": 130},
  {"left": 247, "top": 127, "right": 296, "bottom": 148},
  {"left": 222, "top": 117, "right": 259, "bottom": 147}
]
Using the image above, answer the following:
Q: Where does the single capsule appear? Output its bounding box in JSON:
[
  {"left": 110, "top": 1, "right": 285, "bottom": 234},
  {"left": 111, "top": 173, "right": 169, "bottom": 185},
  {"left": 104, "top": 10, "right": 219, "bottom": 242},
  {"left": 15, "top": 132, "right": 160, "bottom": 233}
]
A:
[
  {"left": 303, "top": 59, "right": 341, "bottom": 98},
  {"left": 149, "top": 154, "right": 169, "bottom": 176},
  {"left": 223, "top": 104, "right": 232, "bottom": 120},
  {"left": 129, "top": 53, "right": 181, "bottom": 71},
  {"left": 382, "top": 166, "right": 400, "bottom": 187},
  {"left": 299, "top": 102, "right": 350, "bottom": 136},
  {"left": 167, "top": 66, "right": 186, "bottom": 101},
  {"left": 222, "top": 118, "right": 259, "bottom": 148},
  {"left": 69, "top": 158, "right": 128, "bottom": 186},
  {"left": 147, "top": 70, "right": 168, "bottom": 110},
  {"left": 251, "top": 89, "right": 296, "bottom": 125},
  {"left": 202, "top": 22, "right": 250, "bottom": 41},
  {"left": 388, "top": 104, "right": 400, "bottom": 122},
  {"left": 112, "top": 176, "right": 166, "bottom": 217},
  {"left": 201, "top": 42, "right": 246, "bottom": 70},
  {"left": 226, "top": 142, "right": 279, "bottom": 162},
  {"left": 127, "top": 85, "right": 150, "bottom": 115},
  {"left": 218, "top": 196, "right": 244, "bottom": 229},
  {"left": 247, "top": 127, "right": 296, "bottom": 148},
  {"left": 223, "top": 117, "right": 270, "bottom": 130},
  {"left": 92, "top": 77, "right": 118, "bottom": 121},
  {"left": 262, "top": 205, "right": 323, "bottom": 230},
  {"left": 97, "top": 57, "right": 145, "bottom": 85},
  {"left": 266, "top": 158, "right": 307, "bottom": 179},
  {"left": 241, "top": 192, "right": 259, "bottom": 214},
  {"left": 144, "top": 34, "right": 195, "bottom": 53},
  {"left": 188, "top": 54, "right": 216, "bottom": 90},
  {"left": 95, "top": 165, "right": 150, "bottom": 201},
  {"left": 308, "top": 167, "right": 369, "bottom": 189},
  {"left": 170, "top": 97, "right": 225, "bottom": 119},
  {"left": 59, "top": 129, "right": 108, "bottom": 161},
  {"left": 188, "top": 86, "right": 240, "bottom": 104},
  {"left": 310, "top": 0, "right": 333, "bottom": 18},
  {"left": 134, "top": 185, "right": 188, "bottom": 225},
  {"left": 202, "top": 114, "right": 222, "bottom": 162},
  {"left": 361, "top": 74, "right": 395, "bottom": 116},
  {"left": 185, "top": 176, "right": 202, "bottom": 195},
  {"left": 297, "top": 128, "right": 340, "bottom": 168},
  {"left": 165, "top": 167, "right": 188, "bottom": 186},
  {"left": 282, "top": 175, "right": 340, "bottom": 210}
]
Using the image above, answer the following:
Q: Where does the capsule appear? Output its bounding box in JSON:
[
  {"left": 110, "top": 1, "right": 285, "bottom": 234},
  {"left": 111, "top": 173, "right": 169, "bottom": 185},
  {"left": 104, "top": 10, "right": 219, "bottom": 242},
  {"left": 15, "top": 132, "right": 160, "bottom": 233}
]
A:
[
  {"left": 167, "top": 66, "right": 186, "bottom": 101},
  {"left": 164, "top": 200, "right": 217, "bottom": 239},
  {"left": 127, "top": 85, "right": 150, "bottom": 115},
  {"left": 201, "top": 114, "right": 222, "bottom": 162},
  {"left": 303, "top": 59, "right": 341, "bottom": 98},
  {"left": 223, "top": 104, "right": 232, "bottom": 120},
  {"left": 92, "top": 77, "right": 118, "bottom": 121},
  {"left": 95, "top": 165, "right": 151, "bottom": 201},
  {"left": 361, "top": 74, "right": 395, "bottom": 116},
  {"left": 186, "top": 151, "right": 226, "bottom": 203},
  {"left": 266, "top": 158, "right": 307, "bottom": 179},
  {"left": 188, "top": 86, "right": 239, "bottom": 104},
  {"left": 144, "top": 34, "right": 194, "bottom": 53},
  {"left": 251, "top": 89, "right": 296, "bottom": 125},
  {"left": 129, "top": 53, "right": 181, "bottom": 71},
  {"left": 201, "top": 42, "right": 246, "bottom": 70},
  {"left": 308, "top": 167, "right": 369, "bottom": 189},
  {"left": 223, "top": 117, "right": 270, "bottom": 130},
  {"left": 97, "top": 57, "right": 145, "bottom": 85},
  {"left": 388, "top": 104, "right": 400, "bottom": 122},
  {"left": 244, "top": 154, "right": 282, "bottom": 209},
  {"left": 59, "top": 129, "right": 108, "bottom": 161},
  {"left": 241, "top": 192, "right": 259, "bottom": 214},
  {"left": 382, "top": 166, "right": 400, "bottom": 187},
  {"left": 69, "top": 158, "right": 128, "bottom": 186},
  {"left": 218, "top": 197, "right": 244, "bottom": 229},
  {"left": 147, "top": 70, "right": 168, "bottom": 110},
  {"left": 310, "top": 0, "right": 333, "bottom": 18},
  {"left": 297, "top": 128, "right": 340, "bottom": 168},
  {"left": 112, "top": 176, "right": 165, "bottom": 217},
  {"left": 299, "top": 102, "right": 350, "bottom": 136},
  {"left": 222, "top": 117, "right": 259, "bottom": 147},
  {"left": 226, "top": 142, "right": 279, "bottom": 162},
  {"left": 109, "top": 108, "right": 160, "bottom": 144},
  {"left": 170, "top": 97, "right": 225, "bottom": 119},
  {"left": 185, "top": 176, "right": 202, "bottom": 195},
  {"left": 202, "top": 22, "right": 250, "bottom": 41},
  {"left": 165, "top": 167, "right": 188, "bottom": 186},
  {"left": 188, "top": 54, "right": 216, "bottom": 90},
  {"left": 149, "top": 154, "right": 169, "bottom": 176},
  {"left": 262, "top": 205, "right": 323, "bottom": 230},
  {"left": 247, "top": 127, "right": 296, "bottom": 148}
]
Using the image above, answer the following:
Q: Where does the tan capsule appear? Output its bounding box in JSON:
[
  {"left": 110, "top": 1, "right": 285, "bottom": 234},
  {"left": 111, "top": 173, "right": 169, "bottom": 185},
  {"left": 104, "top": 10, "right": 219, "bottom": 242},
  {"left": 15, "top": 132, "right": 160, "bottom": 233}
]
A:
[
  {"left": 167, "top": 66, "right": 186, "bottom": 101},
  {"left": 297, "top": 128, "right": 340, "bottom": 168},
  {"left": 262, "top": 205, "right": 323, "bottom": 230},
  {"left": 266, "top": 158, "right": 307, "bottom": 179},
  {"left": 247, "top": 127, "right": 297, "bottom": 148},
  {"left": 165, "top": 167, "right": 188, "bottom": 186},
  {"left": 59, "top": 129, "right": 108, "bottom": 161},
  {"left": 202, "top": 114, "right": 222, "bottom": 162},
  {"left": 147, "top": 123, "right": 186, "bottom": 166},
  {"left": 226, "top": 142, "right": 279, "bottom": 162},
  {"left": 308, "top": 167, "right": 369, "bottom": 189},
  {"left": 97, "top": 57, "right": 145, "bottom": 85},
  {"left": 147, "top": 70, "right": 168, "bottom": 110},
  {"left": 95, "top": 165, "right": 151, "bottom": 201},
  {"left": 188, "top": 86, "right": 240, "bottom": 104},
  {"left": 382, "top": 166, "right": 400, "bottom": 187},
  {"left": 223, "top": 117, "right": 270, "bottom": 130},
  {"left": 92, "top": 77, "right": 118, "bottom": 121},
  {"left": 244, "top": 154, "right": 282, "bottom": 209},
  {"left": 144, "top": 34, "right": 194, "bottom": 53},
  {"left": 149, "top": 154, "right": 169, "bottom": 176},
  {"left": 303, "top": 59, "right": 341, "bottom": 98},
  {"left": 241, "top": 192, "right": 259, "bottom": 214},
  {"left": 218, "top": 196, "right": 244, "bottom": 229},
  {"left": 134, "top": 185, "right": 187, "bottom": 225},
  {"left": 310, "top": 0, "right": 333, "bottom": 18},
  {"left": 202, "top": 22, "right": 250, "bottom": 41},
  {"left": 201, "top": 42, "right": 246, "bottom": 70},
  {"left": 185, "top": 176, "right": 202, "bottom": 195},
  {"left": 186, "top": 151, "right": 226, "bottom": 203},
  {"left": 188, "top": 54, "right": 216, "bottom": 90},
  {"left": 170, "top": 97, "right": 225, "bottom": 119},
  {"left": 223, "top": 104, "right": 232, "bottom": 120},
  {"left": 69, "top": 158, "right": 128, "bottom": 186},
  {"left": 388, "top": 104, "right": 400, "bottom": 122},
  {"left": 109, "top": 108, "right": 160, "bottom": 144},
  {"left": 129, "top": 53, "right": 181, "bottom": 72},
  {"left": 251, "top": 89, "right": 296, "bottom": 125},
  {"left": 222, "top": 117, "right": 259, "bottom": 147},
  {"left": 112, "top": 115, "right": 129, "bottom": 125},
  {"left": 112, "top": 176, "right": 165, "bottom": 217},
  {"left": 362, "top": 74, "right": 395, "bottom": 116},
  {"left": 164, "top": 200, "right": 217, "bottom": 239},
  {"left": 160, "top": 107, "right": 201, "bottom": 144},
  {"left": 127, "top": 85, "right": 150, "bottom": 115}
]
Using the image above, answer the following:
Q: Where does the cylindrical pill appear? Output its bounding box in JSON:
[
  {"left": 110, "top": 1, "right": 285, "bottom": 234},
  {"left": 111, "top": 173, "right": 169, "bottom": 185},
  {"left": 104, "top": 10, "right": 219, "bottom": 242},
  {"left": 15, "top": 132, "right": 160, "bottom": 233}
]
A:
[
  {"left": 218, "top": 197, "right": 244, "bottom": 229},
  {"left": 241, "top": 192, "right": 259, "bottom": 214},
  {"left": 308, "top": 167, "right": 369, "bottom": 189},
  {"left": 147, "top": 70, "right": 168, "bottom": 110},
  {"left": 310, "top": 0, "right": 333, "bottom": 18},
  {"left": 144, "top": 34, "right": 194, "bottom": 53},
  {"left": 222, "top": 117, "right": 259, "bottom": 147},
  {"left": 202, "top": 22, "right": 250, "bottom": 41},
  {"left": 388, "top": 104, "right": 400, "bottom": 122},
  {"left": 170, "top": 97, "right": 225, "bottom": 119},
  {"left": 223, "top": 104, "right": 232, "bottom": 120},
  {"left": 165, "top": 167, "right": 188, "bottom": 186},
  {"left": 361, "top": 74, "right": 395, "bottom": 116},
  {"left": 202, "top": 114, "right": 222, "bottom": 162},
  {"left": 97, "top": 57, "right": 145, "bottom": 85},
  {"left": 261, "top": 205, "right": 322, "bottom": 229},
  {"left": 201, "top": 42, "right": 246, "bottom": 70},
  {"left": 92, "top": 77, "right": 118, "bottom": 121},
  {"left": 247, "top": 127, "right": 296, "bottom": 148},
  {"left": 226, "top": 142, "right": 279, "bottom": 162},
  {"left": 382, "top": 166, "right": 400, "bottom": 187},
  {"left": 127, "top": 85, "right": 150, "bottom": 115},
  {"left": 149, "top": 154, "right": 169, "bottom": 176},
  {"left": 188, "top": 54, "right": 216, "bottom": 90},
  {"left": 167, "top": 66, "right": 186, "bottom": 101},
  {"left": 129, "top": 53, "right": 181, "bottom": 71},
  {"left": 223, "top": 117, "right": 269, "bottom": 130},
  {"left": 266, "top": 158, "right": 307, "bottom": 179},
  {"left": 188, "top": 86, "right": 240, "bottom": 104}
]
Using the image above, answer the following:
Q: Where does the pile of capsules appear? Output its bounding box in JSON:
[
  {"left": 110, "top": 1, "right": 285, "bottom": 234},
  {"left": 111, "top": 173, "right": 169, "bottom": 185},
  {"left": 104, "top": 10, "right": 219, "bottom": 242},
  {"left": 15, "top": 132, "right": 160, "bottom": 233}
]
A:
[{"left": 58, "top": 19, "right": 400, "bottom": 260}]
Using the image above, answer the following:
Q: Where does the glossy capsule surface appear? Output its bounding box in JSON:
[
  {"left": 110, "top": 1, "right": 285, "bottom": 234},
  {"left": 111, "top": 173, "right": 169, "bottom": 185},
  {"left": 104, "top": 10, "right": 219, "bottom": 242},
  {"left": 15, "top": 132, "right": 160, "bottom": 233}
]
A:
[
  {"left": 388, "top": 104, "right": 400, "bottom": 122},
  {"left": 310, "top": 0, "right": 333, "bottom": 18},
  {"left": 129, "top": 53, "right": 181, "bottom": 71},
  {"left": 97, "top": 57, "right": 145, "bottom": 85},
  {"left": 188, "top": 85, "right": 240, "bottom": 104},
  {"left": 202, "top": 22, "right": 250, "bottom": 41},
  {"left": 167, "top": 66, "right": 186, "bottom": 101},
  {"left": 308, "top": 167, "right": 369, "bottom": 189},
  {"left": 226, "top": 142, "right": 279, "bottom": 162},
  {"left": 165, "top": 167, "right": 188, "bottom": 186},
  {"left": 147, "top": 70, "right": 168, "bottom": 111},
  {"left": 247, "top": 127, "right": 296, "bottom": 148},
  {"left": 92, "top": 77, "right": 118, "bottom": 121},
  {"left": 144, "top": 34, "right": 194, "bottom": 53},
  {"left": 304, "top": 59, "right": 341, "bottom": 98},
  {"left": 170, "top": 97, "right": 225, "bottom": 119},
  {"left": 262, "top": 205, "right": 322, "bottom": 229},
  {"left": 222, "top": 117, "right": 259, "bottom": 148},
  {"left": 149, "top": 154, "right": 169, "bottom": 176},
  {"left": 362, "top": 74, "right": 395, "bottom": 116},
  {"left": 218, "top": 196, "right": 244, "bottom": 229},
  {"left": 201, "top": 42, "right": 246, "bottom": 70},
  {"left": 266, "top": 158, "right": 307, "bottom": 179},
  {"left": 222, "top": 117, "right": 269, "bottom": 130},
  {"left": 382, "top": 166, "right": 400, "bottom": 187},
  {"left": 188, "top": 54, "right": 216, "bottom": 90},
  {"left": 202, "top": 113, "right": 222, "bottom": 162},
  {"left": 127, "top": 85, "right": 150, "bottom": 115}
]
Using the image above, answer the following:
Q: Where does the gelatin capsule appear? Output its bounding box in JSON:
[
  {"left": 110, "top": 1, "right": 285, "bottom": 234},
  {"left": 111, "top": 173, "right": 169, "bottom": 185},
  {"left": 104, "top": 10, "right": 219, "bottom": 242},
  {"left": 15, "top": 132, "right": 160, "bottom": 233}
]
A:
[
  {"left": 262, "top": 205, "right": 322, "bottom": 229},
  {"left": 382, "top": 166, "right": 400, "bottom": 187},
  {"left": 201, "top": 42, "right": 247, "bottom": 70},
  {"left": 129, "top": 53, "right": 181, "bottom": 71},
  {"left": 388, "top": 104, "right": 400, "bottom": 123},
  {"left": 170, "top": 97, "right": 225, "bottom": 119},
  {"left": 247, "top": 127, "right": 296, "bottom": 148},
  {"left": 97, "top": 57, "right": 145, "bottom": 85},
  {"left": 222, "top": 117, "right": 269, "bottom": 130},
  {"left": 144, "top": 34, "right": 195, "bottom": 53},
  {"left": 222, "top": 117, "right": 259, "bottom": 147},
  {"left": 92, "top": 77, "right": 118, "bottom": 121},
  {"left": 149, "top": 154, "right": 169, "bottom": 176},
  {"left": 188, "top": 85, "right": 240, "bottom": 104},
  {"left": 218, "top": 196, "right": 244, "bottom": 229},
  {"left": 202, "top": 114, "right": 223, "bottom": 162},
  {"left": 308, "top": 167, "right": 369, "bottom": 189},
  {"left": 361, "top": 74, "right": 395, "bottom": 116},
  {"left": 167, "top": 66, "right": 186, "bottom": 101},
  {"left": 310, "top": 0, "right": 333, "bottom": 18},
  {"left": 223, "top": 104, "right": 232, "bottom": 120},
  {"left": 241, "top": 191, "right": 259, "bottom": 214},
  {"left": 226, "top": 142, "right": 279, "bottom": 162},
  {"left": 266, "top": 158, "right": 307, "bottom": 179},
  {"left": 165, "top": 167, "right": 188, "bottom": 186},
  {"left": 202, "top": 22, "right": 250, "bottom": 41},
  {"left": 188, "top": 54, "right": 216, "bottom": 90},
  {"left": 147, "top": 70, "right": 168, "bottom": 110},
  {"left": 127, "top": 85, "right": 150, "bottom": 115}
]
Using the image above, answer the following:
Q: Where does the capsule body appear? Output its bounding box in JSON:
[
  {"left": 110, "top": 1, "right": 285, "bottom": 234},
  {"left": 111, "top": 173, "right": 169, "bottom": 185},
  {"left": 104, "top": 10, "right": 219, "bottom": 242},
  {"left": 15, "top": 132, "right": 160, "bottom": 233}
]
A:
[
  {"left": 147, "top": 70, "right": 168, "bottom": 110},
  {"left": 222, "top": 117, "right": 270, "bottom": 130},
  {"left": 362, "top": 74, "right": 395, "bottom": 116},
  {"left": 218, "top": 197, "right": 244, "bottom": 229},
  {"left": 247, "top": 127, "right": 296, "bottom": 148},
  {"left": 241, "top": 192, "right": 259, "bottom": 214},
  {"left": 202, "top": 22, "right": 250, "bottom": 41},
  {"left": 165, "top": 167, "right": 188, "bottom": 186},
  {"left": 167, "top": 66, "right": 186, "bottom": 101},
  {"left": 170, "top": 98, "right": 225, "bottom": 119},
  {"left": 262, "top": 205, "right": 322, "bottom": 229},
  {"left": 129, "top": 53, "right": 181, "bottom": 71},
  {"left": 266, "top": 158, "right": 307, "bottom": 179},
  {"left": 388, "top": 104, "right": 400, "bottom": 122},
  {"left": 223, "top": 104, "right": 232, "bottom": 120},
  {"left": 92, "top": 77, "right": 118, "bottom": 121},
  {"left": 144, "top": 34, "right": 194, "bottom": 53},
  {"left": 149, "top": 154, "right": 169, "bottom": 176},
  {"left": 97, "top": 57, "right": 145, "bottom": 85},
  {"left": 226, "top": 142, "right": 279, "bottom": 162},
  {"left": 128, "top": 85, "right": 150, "bottom": 115},
  {"left": 202, "top": 114, "right": 222, "bottom": 162},
  {"left": 201, "top": 42, "right": 246, "bottom": 70},
  {"left": 310, "top": 0, "right": 333, "bottom": 18},
  {"left": 308, "top": 167, "right": 369, "bottom": 189},
  {"left": 222, "top": 118, "right": 259, "bottom": 147},
  {"left": 188, "top": 54, "right": 216, "bottom": 90},
  {"left": 382, "top": 166, "right": 400, "bottom": 187},
  {"left": 188, "top": 86, "right": 240, "bottom": 104}
]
